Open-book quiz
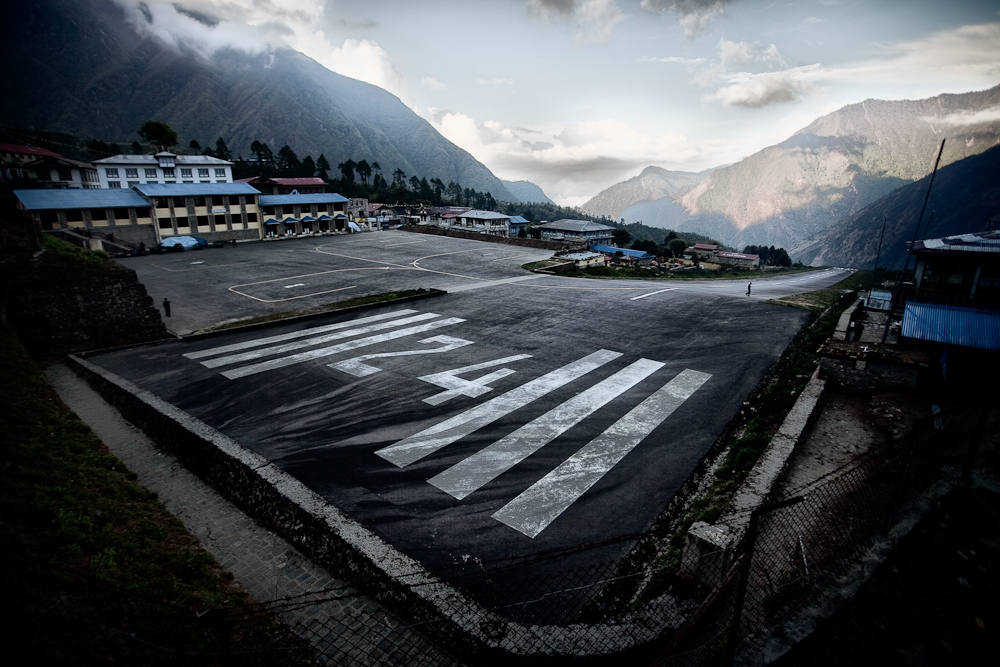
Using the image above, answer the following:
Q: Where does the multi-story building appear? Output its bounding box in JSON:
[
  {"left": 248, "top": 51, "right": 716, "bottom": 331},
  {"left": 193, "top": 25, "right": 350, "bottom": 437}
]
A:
[
  {"left": 1, "top": 144, "right": 100, "bottom": 189},
  {"left": 136, "top": 182, "right": 262, "bottom": 242},
  {"left": 259, "top": 192, "right": 350, "bottom": 237},
  {"left": 94, "top": 152, "right": 233, "bottom": 189},
  {"left": 536, "top": 219, "right": 614, "bottom": 245},
  {"left": 14, "top": 188, "right": 154, "bottom": 246}
]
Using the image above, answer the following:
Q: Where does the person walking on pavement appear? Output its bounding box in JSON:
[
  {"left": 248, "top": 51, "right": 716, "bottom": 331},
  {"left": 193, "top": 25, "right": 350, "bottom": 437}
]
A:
[
  {"left": 162, "top": 297, "right": 171, "bottom": 317},
  {"left": 746, "top": 281, "right": 752, "bottom": 296}
]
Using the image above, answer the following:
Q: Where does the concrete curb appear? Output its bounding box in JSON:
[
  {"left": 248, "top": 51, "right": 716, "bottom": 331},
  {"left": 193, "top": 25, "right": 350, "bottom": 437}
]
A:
[{"left": 681, "top": 370, "right": 827, "bottom": 581}]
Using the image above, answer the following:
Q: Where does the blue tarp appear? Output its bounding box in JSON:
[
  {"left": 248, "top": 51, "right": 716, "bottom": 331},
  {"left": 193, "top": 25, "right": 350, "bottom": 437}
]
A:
[
  {"left": 160, "top": 235, "right": 206, "bottom": 250},
  {"left": 348, "top": 221, "right": 361, "bottom": 232}
]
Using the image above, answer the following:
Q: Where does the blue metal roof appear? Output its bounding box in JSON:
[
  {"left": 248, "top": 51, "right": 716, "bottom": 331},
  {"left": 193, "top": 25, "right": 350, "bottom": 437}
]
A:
[
  {"left": 134, "top": 183, "right": 260, "bottom": 197},
  {"left": 15, "top": 188, "right": 150, "bottom": 210},
  {"left": 591, "top": 244, "right": 652, "bottom": 259},
  {"left": 509, "top": 215, "right": 529, "bottom": 223},
  {"left": 259, "top": 193, "right": 348, "bottom": 206},
  {"left": 901, "top": 302, "right": 1000, "bottom": 351}
]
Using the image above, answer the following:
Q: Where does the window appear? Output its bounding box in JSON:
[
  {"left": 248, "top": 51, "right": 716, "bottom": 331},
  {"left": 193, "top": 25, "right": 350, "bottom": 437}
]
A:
[
  {"left": 155, "top": 198, "right": 167, "bottom": 208},
  {"left": 125, "top": 168, "right": 138, "bottom": 178},
  {"left": 40, "top": 211, "right": 59, "bottom": 226},
  {"left": 58, "top": 168, "right": 72, "bottom": 181},
  {"left": 212, "top": 196, "right": 225, "bottom": 206},
  {"left": 198, "top": 168, "right": 209, "bottom": 178},
  {"left": 108, "top": 181, "right": 121, "bottom": 188},
  {"left": 180, "top": 168, "right": 192, "bottom": 177},
  {"left": 105, "top": 167, "right": 119, "bottom": 178},
  {"left": 246, "top": 212, "right": 258, "bottom": 222},
  {"left": 193, "top": 196, "right": 206, "bottom": 207},
  {"left": 214, "top": 168, "right": 226, "bottom": 178},
  {"left": 158, "top": 218, "right": 172, "bottom": 229},
  {"left": 144, "top": 168, "right": 157, "bottom": 179},
  {"left": 196, "top": 215, "right": 209, "bottom": 228},
  {"left": 90, "top": 208, "right": 106, "bottom": 221},
  {"left": 65, "top": 210, "right": 83, "bottom": 223},
  {"left": 127, "top": 181, "right": 139, "bottom": 188},
  {"left": 162, "top": 168, "right": 175, "bottom": 178}
]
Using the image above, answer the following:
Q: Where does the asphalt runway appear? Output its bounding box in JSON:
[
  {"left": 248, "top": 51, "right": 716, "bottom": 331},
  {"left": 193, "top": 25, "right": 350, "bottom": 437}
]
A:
[{"left": 101, "top": 230, "right": 852, "bottom": 614}]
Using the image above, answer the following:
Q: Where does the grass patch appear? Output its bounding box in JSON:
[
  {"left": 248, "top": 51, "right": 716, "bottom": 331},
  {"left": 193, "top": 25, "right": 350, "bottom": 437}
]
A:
[
  {"left": 36, "top": 234, "right": 123, "bottom": 276},
  {"left": 194, "top": 289, "right": 437, "bottom": 334},
  {"left": 0, "top": 329, "right": 317, "bottom": 665}
]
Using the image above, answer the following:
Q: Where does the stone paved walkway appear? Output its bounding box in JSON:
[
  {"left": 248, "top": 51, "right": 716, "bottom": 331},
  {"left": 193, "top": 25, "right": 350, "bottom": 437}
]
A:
[{"left": 46, "top": 363, "right": 463, "bottom": 667}]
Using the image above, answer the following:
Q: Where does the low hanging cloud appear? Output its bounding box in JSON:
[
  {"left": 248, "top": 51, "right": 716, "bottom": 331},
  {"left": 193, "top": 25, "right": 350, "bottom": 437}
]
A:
[
  {"left": 426, "top": 109, "right": 724, "bottom": 205},
  {"left": 707, "top": 66, "right": 818, "bottom": 108}
]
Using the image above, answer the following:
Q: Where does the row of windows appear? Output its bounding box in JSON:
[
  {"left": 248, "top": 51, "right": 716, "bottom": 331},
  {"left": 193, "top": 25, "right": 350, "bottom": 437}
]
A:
[
  {"left": 107, "top": 179, "right": 229, "bottom": 188},
  {"left": 154, "top": 196, "right": 249, "bottom": 207},
  {"left": 157, "top": 212, "right": 259, "bottom": 229},
  {"left": 105, "top": 167, "right": 227, "bottom": 179},
  {"left": 260, "top": 205, "right": 343, "bottom": 216}
]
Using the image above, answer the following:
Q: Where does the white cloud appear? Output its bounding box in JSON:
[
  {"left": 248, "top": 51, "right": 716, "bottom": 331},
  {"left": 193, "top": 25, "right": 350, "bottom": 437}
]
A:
[
  {"left": 718, "top": 39, "right": 786, "bottom": 68},
  {"left": 477, "top": 77, "right": 514, "bottom": 86},
  {"left": 421, "top": 76, "right": 447, "bottom": 91},
  {"left": 640, "top": 55, "right": 707, "bottom": 65},
  {"left": 526, "top": 0, "right": 628, "bottom": 43},
  {"left": 707, "top": 65, "right": 819, "bottom": 108},
  {"left": 924, "top": 106, "right": 1000, "bottom": 126},
  {"left": 426, "top": 109, "right": 725, "bottom": 205},
  {"left": 640, "top": 0, "right": 729, "bottom": 37},
  {"left": 323, "top": 39, "right": 409, "bottom": 101},
  {"left": 703, "top": 23, "right": 1000, "bottom": 109}
]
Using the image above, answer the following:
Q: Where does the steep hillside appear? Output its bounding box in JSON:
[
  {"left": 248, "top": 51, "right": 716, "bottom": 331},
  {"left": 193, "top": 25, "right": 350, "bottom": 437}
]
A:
[
  {"left": 581, "top": 166, "right": 703, "bottom": 220},
  {"left": 794, "top": 144, "right": 1000, "bottom": 268},
  {"left": 676, "top": 86, "right": 1000, "bottom": 249},
  {"left": 0, "top": 0, "right": 515, "bottom": 200},
  {"left": 502, "top": 180, "right": 555, "bottom": 204}
]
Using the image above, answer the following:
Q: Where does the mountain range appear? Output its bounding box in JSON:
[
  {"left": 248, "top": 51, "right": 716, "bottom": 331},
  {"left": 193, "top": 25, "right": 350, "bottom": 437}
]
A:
[
  {"left": 0, "top": 0, "right": 531, "bottom": 202},
  {"left": 501, "top": 180, "right": 556, "bottom": 205},
  {"left": 588, "top": 86, "right": 1000, "bottom": 262},
  {"left": 794, "top": 143, "right": 1000, "bottom": 269}
]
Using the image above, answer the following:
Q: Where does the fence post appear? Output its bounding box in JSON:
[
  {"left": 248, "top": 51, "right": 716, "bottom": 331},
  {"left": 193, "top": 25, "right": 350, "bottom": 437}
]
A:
[{"left": 724, "top": 507, "right": 761, "bottom": 665}]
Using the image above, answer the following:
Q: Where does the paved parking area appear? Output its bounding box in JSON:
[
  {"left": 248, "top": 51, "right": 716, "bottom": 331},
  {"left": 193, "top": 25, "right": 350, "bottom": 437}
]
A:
[{"left": 98, "top": 231, "right": 851, "bottom": 607}]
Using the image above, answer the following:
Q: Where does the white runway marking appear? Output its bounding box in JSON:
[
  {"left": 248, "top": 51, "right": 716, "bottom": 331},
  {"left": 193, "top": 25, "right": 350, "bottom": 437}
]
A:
[
  {"left": 203, "top": 312, "right": 442, "bottom": 368},
  {"left": 630, "top": 288, "right": 677, "bottom": 300},
  {"left": 447, "top": 275, "right": 545, "bottom": 292},
  {"left": 221, "top": 317, "right": 466, "bottom": 379},
  {"left": 419, "top": 354, "right": 533, "bottom": 405},
  {"left": 329, "top": 335, "right": 473, "bottom": 377},
  {"left": 429, "top": 358, "right": 664, "bottom": 500},
  {"left": 184, "top": 309, "right": 418, "bottom": 360},
  {"left": 375, "top": 349, "right": 623, "bottom": 467},
  {"left": 283, "top": 283, "right": 306, "bottom": 289},
  {"left": 493, "top": 368, "right": 712, "bottom": 538}
]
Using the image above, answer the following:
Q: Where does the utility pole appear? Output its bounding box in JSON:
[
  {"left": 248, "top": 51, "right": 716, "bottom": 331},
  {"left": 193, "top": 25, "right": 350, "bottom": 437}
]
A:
[{"left": 883, "top": 138, "right": 946, "bottom": 343}]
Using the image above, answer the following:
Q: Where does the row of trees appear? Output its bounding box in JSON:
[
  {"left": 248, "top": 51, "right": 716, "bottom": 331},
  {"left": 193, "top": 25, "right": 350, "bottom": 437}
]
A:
[{"left": 741, "top": 245, "right": 792, "bottom": 267}]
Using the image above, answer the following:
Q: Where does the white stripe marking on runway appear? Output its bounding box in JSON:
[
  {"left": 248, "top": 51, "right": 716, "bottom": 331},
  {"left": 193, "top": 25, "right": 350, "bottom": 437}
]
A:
[
  {"left": 375, "top": 349, "right": 623, "bottom": 467},
  {"left": 329, "top": 335, "right": 473, "bottom": 377},
  {"left": 183, "top": 309, "right": 418, "bottom": 360},
  {"left": 429, "top": 358, "right": 664, "bottom": 500},
  {"left": 202, "top": 312, "right": 441, "bottom": 368},
  {"left": 493, "top": 368, "right": 712, "bottom": 538},
  {"left": 630, "top": 288, "right": 676, "bottom": 301},
  {"left": 220, "top": 317, "right": 466, "bottom": 379}
]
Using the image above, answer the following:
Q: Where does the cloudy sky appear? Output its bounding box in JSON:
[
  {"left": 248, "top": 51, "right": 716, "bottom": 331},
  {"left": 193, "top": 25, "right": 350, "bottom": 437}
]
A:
[{"left": 120, "top": 0, "right": 1000, "bottom": 205}]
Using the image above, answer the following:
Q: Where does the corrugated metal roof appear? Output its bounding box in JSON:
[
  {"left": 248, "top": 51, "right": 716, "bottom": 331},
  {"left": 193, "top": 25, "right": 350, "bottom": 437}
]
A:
[
  {"left": 539, "top": 219, "right": 613, "bottom": 232},
  {"left": 901, "top": 302, "right": 1000, "bottom": 351},
  {"left": 15, "top": 188, "right": 150, "bottom": 210},
  {"left": 591, "top": 244, "right": 652, "bottom": 258},
  {"left": 716, "top": 251, "right": 759, "bottom": 260},
  {"left": 509, "top": 215, "right": 529, "bottom": 223},
  {"left": 135, "top": 183, "right": 260, "bottom": 196},
  {"left": 0, "top": 144, "right": 63, "bottom": 159},
  {"left": 459, "top": 209, "right": 510, "bottom": 220},
  {"left": 259, "top": 193, "right": 348, "bottom": 205},
  {"left": 94, "top": 154, "right": 233, "bottom": 166},
  {"left": 913, "top": 230, "right": 1000, "bottom": 255}
]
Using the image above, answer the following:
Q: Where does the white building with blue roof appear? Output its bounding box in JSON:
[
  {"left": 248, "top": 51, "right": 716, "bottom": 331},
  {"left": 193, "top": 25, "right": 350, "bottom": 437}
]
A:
[
  {"left": 259, "top": 192, "right": 351, "bottom": 236},
  {"left": 93, "top": 152, "right": 233, "bottom": 189},
  {"left": 135, "top": 182, "right": 262, "bottom": 242},
  {"left": 15, "top": 188, "right": 154, "bottom": 243}
]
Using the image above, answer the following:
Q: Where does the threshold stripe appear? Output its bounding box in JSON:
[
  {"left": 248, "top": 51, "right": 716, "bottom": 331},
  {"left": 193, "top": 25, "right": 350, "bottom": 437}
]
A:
[
  {"left": 493, "top": 368, "right": 712, "bottom": 538},
  {"left": 375, "top": 349, "right": 622, "bottom": 468},
  {"left": 429, "top": 358, "right": 664, "bottom": 500}
]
